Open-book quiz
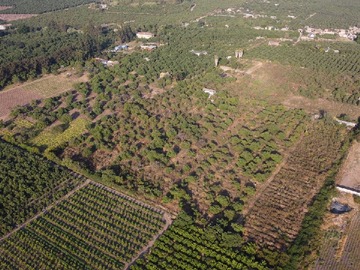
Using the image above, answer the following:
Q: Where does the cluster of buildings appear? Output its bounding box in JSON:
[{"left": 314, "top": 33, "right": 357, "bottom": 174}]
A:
[{"left": 303, "top": 26, "right": 359, "bottom": 41}]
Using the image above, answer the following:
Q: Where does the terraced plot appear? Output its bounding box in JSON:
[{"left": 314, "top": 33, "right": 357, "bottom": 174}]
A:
[
  {"left": 244, "top": 122, "right": 347, "bottom": 250},
  {"left": 0, "top": 182, "right": 170, "bottom": 270}
]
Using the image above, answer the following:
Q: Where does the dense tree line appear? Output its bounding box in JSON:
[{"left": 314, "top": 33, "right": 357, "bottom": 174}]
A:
[
  {"left": 0, "top": 0, "right": 98, "bottom": 14},
  {"left": 0, "top": 22, "right": 112, "bottom": 90}
]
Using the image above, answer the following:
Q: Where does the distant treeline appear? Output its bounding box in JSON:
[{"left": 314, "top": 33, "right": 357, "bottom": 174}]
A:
[
  {"left": 0, "top": 0, "right": 98, "bottom": 14},
  {"left": 0, "top": 22, "right": 118, "bottom": 90}
]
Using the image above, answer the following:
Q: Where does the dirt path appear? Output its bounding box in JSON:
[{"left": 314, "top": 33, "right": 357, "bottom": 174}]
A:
[
  {"left": 305, "top": 13, "right": 317, "bottom": 20},
  {"left": 244, "top": 61, "right": 263, "bottom": 75},
  {"left": 125, "top": 212, "right": 172, "bottom": 269},
  {"left": 0, "top": 179, "right": 91, "bottom": 242},
  {"left": 337, "top": 141, "right": 360, "bottom": 190}
]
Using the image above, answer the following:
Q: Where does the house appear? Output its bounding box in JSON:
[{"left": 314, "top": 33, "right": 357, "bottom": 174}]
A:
[
  {"left": 334, "top": 117, "right": 356, "bottom": 127},
  {"left": 235, "top": 49, "right": 244, "bottom": 58},
  {"left": 330, "top": 200, "right": 352, "bottom": 214},
  {"left": 136, "top": 32, "right": 154, "bottom": 39},
  {"left": 308, "top": 33, "right": 316, "bottom": 39},
  {"left": 203, "top": 88, "right": 216, "bottom": 97},
  {"left": 99, "top": 4, "right": 108, "bottom": 10},
  {"left": 140, "top": 43, "right": 157, "bottom": 50},
  {"left": 0, "top": 24, "right": 11, "bottom": 31},
  {"left": 190, "top": 50, "right": 208, "bottom": 56},
  {"left": 336, "top": 185, "right": 360, "bottom": 197},
  {"left": 113, "top": 44, "right": 129, "bottom": 52}
]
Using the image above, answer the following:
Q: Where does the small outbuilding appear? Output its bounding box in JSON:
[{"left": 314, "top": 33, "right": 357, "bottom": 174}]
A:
[
  {"left": 330, "top": 201, "right": 352, "bottom": 214},
  {"left": 136, "top": 32, "right": 155, "bottom": 39}
]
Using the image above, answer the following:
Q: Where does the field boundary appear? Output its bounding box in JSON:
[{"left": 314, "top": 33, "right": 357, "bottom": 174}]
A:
[
  {"left": 0, "top": 179, "right": 91, "bottom": 242},
  {"left": 1, "top": 176, "right": 174, "bottom": 269}
]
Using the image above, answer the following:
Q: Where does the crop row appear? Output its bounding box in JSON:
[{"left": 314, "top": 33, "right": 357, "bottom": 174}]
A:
[
  {"left": 131, "top": 223, "right": 267, "bottom": 270},
  {"left": 245, "top": 43, "right": 360, "bottom": 75},
  {"left": 245, "top": 122, "right": 346, "bottom": 250},
  {"left": 0, "top": 183, "right": 167, "bottom": 270}
]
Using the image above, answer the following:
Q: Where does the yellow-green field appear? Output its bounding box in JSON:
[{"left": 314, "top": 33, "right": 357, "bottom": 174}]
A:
[
  {"left": 20, "top": 73, "right": 88, "bottom": 98},
  {"left": 32, "top": 118, "right": 88, "bottom": 150},
  {"left": 14, "top": 118, "right": 34, "bottom": 128}
]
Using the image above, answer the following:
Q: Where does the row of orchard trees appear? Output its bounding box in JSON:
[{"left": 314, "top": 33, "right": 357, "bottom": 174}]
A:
[
  {"left": 0, "top": 139, "right": 80, "bottom": 236},
  {"left": 0, "top": 0, "right": 96, "bottom": 14}
]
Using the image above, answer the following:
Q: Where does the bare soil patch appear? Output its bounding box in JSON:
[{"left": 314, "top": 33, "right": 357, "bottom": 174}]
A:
[
  {"left": 337, "top": 141, "right": 360, "bottom": 192},
  {"left": 283, "top": 96, "right": 360, "bottom": 120},
  {"left": 0, "top": 88, "right": 42, "bottom": 120},
  {"left": 230, "top": 62, "right": 360, "bottom": 120},
  {"left": 0, "top": 6, "right": 12, "bottom": 11},
  {"left": 0, "top": 13, "right": 37, "bottom": 21},
  {"left": 0, "top": 73, "right": 88, "bottom": 120}
]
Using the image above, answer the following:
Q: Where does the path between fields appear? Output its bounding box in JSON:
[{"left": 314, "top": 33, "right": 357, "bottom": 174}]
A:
[
  {"left": 0, "top": 175, "right": 174, "bottom": 268},
  {"left": 125, "top": 212, "right": 173, "bottom": 269},
  {"left": 89, "top": 182, "right": 173, "bottom": 269},
  {"left": 0, "top": 179, "right": 91, "bottom": 242},
  {"left": 243, "top": 132, "right": 305, "bottom": 216},
  {"left": 244, "top": 61, "right": 263, "bottom": 75}
]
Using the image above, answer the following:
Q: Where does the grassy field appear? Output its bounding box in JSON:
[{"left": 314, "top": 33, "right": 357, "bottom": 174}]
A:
[
  {"left": 19, "top": 73, "right": 88, "bottom": 98},
  {"left": 32, "top": 118, "right": 89, "bottom": 151},
  {"left": 0, "top": 73, "right": 88, "bottom": 119}
]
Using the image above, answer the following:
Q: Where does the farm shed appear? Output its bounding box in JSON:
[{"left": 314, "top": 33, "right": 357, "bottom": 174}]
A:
[{"left": 330, "top": 201, "right": 352, "bottom": 214}]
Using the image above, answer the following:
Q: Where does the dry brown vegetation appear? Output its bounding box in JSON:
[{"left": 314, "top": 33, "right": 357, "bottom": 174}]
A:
[
  {"left": 229, "top": 62, "right": 360, "bottom": 120},
  {"left": 244, "top": 121, "right": 348, "bottom": 250},
  {"left": 0, "top": 73, "right": 88, "bottom": 119},
  {"left": 314, "top": 208, "right": 360, "bottom": 270},
  {"left": 0, "top": 6, "right": 12, "bottom": 11},
  {"left": 337, "top": 141, "right": 360, "bottom": 191},
  {"left": 0, "top": 13, "right": 37, "bottom": 21}
]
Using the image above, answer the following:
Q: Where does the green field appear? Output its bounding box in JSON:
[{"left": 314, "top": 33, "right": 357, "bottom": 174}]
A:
[
  {"left": 0, "top": 182, "right": 168, "bottom": 270},
  {"left": 0, "top": 0, "right": 97, "bottom": 14},
  {"left": 0, "top": 139, "right": 83, "bottom": 236},
  {"left": 20, "top": 73, "right": 88, "bottom": 98},
  {"left": 32, "top": 118, "right": 89, "bottom": 151},
  {"left": 132, "top": 213, "right": 269, "bottom": 270}
]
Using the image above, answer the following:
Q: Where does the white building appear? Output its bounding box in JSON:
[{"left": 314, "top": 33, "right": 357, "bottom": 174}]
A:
[
  {"left": 136, "top": 32, "right": 154, "bottom": 39},
  {"left": 203, "top": 88, "right": 216, "bottom": 97}
]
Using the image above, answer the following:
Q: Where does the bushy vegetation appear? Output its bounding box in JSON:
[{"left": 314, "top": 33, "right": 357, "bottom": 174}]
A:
[{"left": 132, "top": 212, "right": 269, "bottom": 270}]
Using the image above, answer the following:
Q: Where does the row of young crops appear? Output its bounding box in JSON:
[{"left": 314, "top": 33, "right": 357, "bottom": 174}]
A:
[
  {"left": 0, "top": 139, "right": 85, "bottom": 236},
  {"left": 245, "top": 121, "right": 347, "bottom": 250},
  {"left": 0, "top": 182, "right": 167, "bottom": 270},
  {"left": 131, "top": 220, "right": 268, "bottom": 270},
  {"left": 245, "top": 43, "right": 360, "bottom": 75}
]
